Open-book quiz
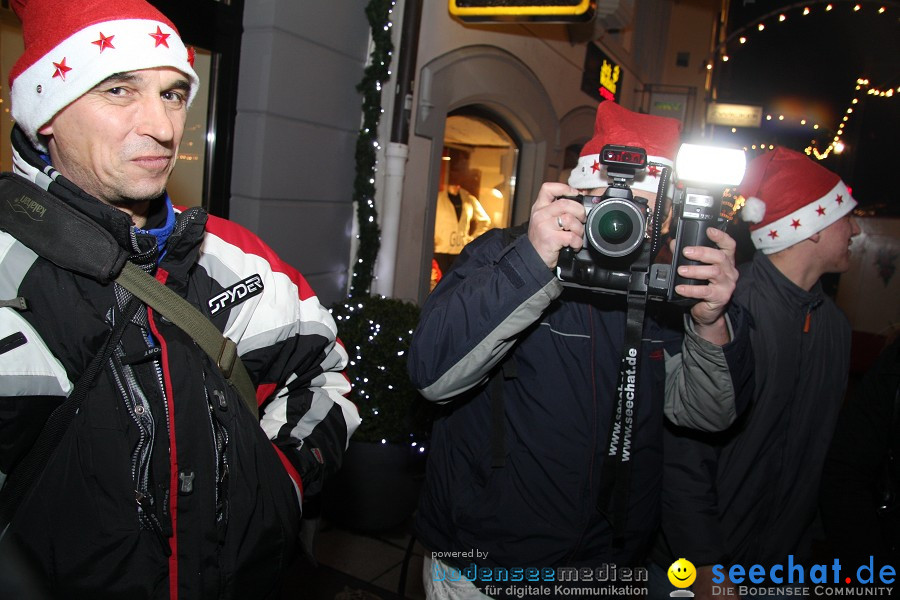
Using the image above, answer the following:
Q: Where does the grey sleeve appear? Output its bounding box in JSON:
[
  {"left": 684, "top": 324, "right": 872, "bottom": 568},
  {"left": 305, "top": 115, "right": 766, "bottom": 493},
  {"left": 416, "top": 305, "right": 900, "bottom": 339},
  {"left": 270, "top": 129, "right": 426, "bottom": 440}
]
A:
[
  {"left": 409, "top": 232, "right": 563, "bottom": 403},
  {"left": 419, "top": 278, "right": 561, "bottom": 401},
  {"left": 663, "top": 313, "right": 738, "bottom": 431}
]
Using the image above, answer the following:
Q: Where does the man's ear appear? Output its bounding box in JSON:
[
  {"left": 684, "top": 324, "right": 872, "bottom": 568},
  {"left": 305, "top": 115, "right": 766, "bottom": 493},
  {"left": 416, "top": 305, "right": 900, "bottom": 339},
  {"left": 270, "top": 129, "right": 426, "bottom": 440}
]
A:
[
  {"left": 38, "top": 122, "right": 53, "bottom": 136},
  {"left": 808, "top": 232, "right": 821, "bottom": 243}
]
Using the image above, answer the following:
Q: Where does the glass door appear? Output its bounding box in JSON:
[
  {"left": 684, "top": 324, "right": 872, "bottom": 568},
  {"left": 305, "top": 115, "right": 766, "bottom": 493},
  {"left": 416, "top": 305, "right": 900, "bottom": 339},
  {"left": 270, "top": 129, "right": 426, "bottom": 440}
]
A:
[{"left": 431, "top": 112, "right": 519, "bottom": 290}]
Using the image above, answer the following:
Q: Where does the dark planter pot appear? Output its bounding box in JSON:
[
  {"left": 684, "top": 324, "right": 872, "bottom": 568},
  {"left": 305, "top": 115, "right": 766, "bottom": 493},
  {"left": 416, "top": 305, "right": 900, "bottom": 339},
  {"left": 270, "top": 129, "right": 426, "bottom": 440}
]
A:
[{"left": 322, "top": 440, "right": 426, "bottom": 533}]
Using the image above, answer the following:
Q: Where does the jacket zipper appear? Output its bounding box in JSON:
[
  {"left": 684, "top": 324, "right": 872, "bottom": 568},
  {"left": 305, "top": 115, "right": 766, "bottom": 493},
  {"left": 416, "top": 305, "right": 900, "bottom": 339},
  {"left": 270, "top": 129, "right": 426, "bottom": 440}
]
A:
[
  {"left": 203, "top": 378, "right": 230, "bottom": 528},
  {"left": 147, "top": 306, "right": 180, "bottom": 600},
  {"left": 106, "top": 318, "right": 166, "bottom": 552}
]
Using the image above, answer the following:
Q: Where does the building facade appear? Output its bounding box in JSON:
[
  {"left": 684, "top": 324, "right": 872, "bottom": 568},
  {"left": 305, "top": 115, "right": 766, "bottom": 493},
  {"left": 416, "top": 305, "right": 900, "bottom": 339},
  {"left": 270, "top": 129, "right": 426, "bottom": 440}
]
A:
[{"left": 0, "top": 0, "right": 721, "bottom": 306}]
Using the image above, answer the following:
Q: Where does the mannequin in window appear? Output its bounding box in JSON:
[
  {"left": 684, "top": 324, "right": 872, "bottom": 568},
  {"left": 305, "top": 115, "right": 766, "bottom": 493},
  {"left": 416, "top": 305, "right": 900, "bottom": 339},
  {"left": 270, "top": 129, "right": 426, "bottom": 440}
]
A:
[{"left": 433, "top": 167, "right": 492, "bottom": 276}]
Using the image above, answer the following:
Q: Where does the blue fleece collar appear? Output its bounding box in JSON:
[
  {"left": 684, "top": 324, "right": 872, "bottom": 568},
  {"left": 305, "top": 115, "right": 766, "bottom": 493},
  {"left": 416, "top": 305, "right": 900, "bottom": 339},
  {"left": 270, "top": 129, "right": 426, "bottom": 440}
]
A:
[{"left": 136, "top": 197, "right": 176, "bottom": 257}]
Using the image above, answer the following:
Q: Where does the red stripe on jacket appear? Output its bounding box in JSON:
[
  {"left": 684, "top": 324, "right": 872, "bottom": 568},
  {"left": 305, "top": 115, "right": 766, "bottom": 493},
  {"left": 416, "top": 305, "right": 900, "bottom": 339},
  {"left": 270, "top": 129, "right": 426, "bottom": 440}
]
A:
[
  {"left": 148, "top": 268, "right": 180, "bottom": 600},
  {"left": 202, "top": 213, "right": 318, "bottom": 302}
]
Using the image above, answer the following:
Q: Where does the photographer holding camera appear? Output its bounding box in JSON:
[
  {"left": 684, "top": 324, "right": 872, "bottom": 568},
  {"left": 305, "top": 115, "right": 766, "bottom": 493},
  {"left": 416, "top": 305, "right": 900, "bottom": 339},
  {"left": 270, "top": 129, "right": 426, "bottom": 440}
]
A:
[{"left": 408, "top": 101, "right": 753, "bottom": 599}]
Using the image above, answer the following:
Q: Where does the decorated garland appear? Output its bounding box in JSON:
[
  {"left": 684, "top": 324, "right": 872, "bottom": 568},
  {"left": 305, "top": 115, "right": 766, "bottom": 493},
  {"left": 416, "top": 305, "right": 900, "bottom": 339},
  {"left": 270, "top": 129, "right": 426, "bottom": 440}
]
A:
[{"left": 349, "top": 0, "right": 395, "bottom": 298}]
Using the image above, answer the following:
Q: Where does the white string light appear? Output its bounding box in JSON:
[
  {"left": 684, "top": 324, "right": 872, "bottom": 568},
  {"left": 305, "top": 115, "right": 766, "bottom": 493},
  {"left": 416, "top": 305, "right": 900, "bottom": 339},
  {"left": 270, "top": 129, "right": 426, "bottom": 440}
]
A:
[
  {"left": 803, "top": 78, "right": 897, "bottom": 160},
  {"left": 714, "top": 2, "right": 894, "bottom": 160}
]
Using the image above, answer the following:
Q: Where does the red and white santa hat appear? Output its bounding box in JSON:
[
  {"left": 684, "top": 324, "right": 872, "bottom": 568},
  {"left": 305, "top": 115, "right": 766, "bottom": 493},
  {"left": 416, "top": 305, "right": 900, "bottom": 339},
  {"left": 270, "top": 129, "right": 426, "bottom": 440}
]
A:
[
  {"left": 739, "top": 146, "right": 856, "bottom": 254},
  {"left": 568, "top": 101, "right": 682, "bottom": 196},
  {"left": 9, "top": 0, "right": 199, "bottom": 151}
]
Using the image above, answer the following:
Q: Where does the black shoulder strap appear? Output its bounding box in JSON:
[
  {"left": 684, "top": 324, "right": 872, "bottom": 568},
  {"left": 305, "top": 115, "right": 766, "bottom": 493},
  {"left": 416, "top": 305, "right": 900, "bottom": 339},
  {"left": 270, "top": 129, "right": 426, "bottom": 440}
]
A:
[
  {"left": 115, "top": 262, "right": 258, "bottom": 416},
  {"left": 0, "top": 173, "right": 128, "bottom": 283},
  {"left": 0, "top": 173, "right": 257, "bottom": 415},
  {"left": 486, "top": 222, "right": 526, "bottom": 469},
  {"left": 0, "top": 173, "right": 259, "bottom": 528}
]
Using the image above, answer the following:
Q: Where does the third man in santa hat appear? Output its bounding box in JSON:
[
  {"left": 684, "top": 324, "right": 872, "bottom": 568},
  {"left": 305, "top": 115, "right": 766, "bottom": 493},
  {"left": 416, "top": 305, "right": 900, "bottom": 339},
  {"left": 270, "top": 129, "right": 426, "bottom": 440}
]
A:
[{"left": 655, "top": 145, "right": 860, "bottom": 600}]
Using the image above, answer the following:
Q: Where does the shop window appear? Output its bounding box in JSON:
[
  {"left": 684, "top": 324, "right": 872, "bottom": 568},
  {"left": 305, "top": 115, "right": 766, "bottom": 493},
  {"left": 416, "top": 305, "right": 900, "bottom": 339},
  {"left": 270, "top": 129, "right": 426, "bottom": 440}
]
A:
[
  {"left": 431, "top": 113, "right": 518, "bottom": 290},
  {"left": 166, "top": 49, "right": 211, "bottom": 208},
  {"left": 0, "top": 7, "right": 24, "bottom": 173}
]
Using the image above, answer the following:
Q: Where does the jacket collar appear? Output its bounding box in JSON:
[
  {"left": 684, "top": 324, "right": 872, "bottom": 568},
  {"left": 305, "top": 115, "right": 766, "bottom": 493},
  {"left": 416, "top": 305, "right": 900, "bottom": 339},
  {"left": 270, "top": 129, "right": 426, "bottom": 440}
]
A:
[
  {"left": 751, "top": 251, "right": 825, "bottom": 311},
  {"left": 9, "top": 124, "right": 200, "bottom": 265}
]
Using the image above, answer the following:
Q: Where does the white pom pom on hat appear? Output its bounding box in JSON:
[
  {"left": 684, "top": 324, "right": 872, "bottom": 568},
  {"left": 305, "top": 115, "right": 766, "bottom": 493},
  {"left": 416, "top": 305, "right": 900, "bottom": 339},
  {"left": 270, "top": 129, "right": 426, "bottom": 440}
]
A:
[{"left": 740, "top": 196, "right": 767, "bottom": 225}]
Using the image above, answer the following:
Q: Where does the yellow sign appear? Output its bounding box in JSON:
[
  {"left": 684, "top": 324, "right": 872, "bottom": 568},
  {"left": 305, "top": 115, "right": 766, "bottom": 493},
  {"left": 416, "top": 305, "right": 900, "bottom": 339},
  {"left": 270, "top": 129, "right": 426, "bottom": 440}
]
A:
[
  {"left": 449, "top": 0, "right": 594, "bottom": 22},
  {"left": 599, "top": 59, "right": 620, "bottom": 98}
]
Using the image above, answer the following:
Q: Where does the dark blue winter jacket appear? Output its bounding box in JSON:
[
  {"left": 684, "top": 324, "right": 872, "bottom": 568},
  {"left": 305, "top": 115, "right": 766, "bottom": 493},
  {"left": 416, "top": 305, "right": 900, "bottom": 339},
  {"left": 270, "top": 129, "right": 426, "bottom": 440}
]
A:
[{"left": 409, "top": 228, "right": 753, "bottom": 571}]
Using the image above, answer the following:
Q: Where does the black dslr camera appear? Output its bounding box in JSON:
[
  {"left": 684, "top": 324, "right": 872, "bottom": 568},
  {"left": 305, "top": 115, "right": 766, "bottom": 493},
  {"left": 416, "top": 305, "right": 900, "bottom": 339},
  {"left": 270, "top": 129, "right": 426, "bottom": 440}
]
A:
[{"left": 556, "top": 143, "right": 745, "bottom": 304}]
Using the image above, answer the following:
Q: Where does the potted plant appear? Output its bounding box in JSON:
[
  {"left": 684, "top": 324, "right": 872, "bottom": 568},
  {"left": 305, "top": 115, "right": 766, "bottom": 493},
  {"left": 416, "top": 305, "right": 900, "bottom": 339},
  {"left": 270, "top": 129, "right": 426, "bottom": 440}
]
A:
[{"left": 322, "top": 295, "right": 435, "bottom": 532}]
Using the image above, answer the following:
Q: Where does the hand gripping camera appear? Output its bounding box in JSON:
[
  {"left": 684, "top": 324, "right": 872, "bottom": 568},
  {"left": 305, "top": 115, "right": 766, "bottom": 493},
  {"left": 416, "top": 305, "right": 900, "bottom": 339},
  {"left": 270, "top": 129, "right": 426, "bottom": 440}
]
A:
[{"left": 556, "top": 143, "right": 746, "bottom": 304}]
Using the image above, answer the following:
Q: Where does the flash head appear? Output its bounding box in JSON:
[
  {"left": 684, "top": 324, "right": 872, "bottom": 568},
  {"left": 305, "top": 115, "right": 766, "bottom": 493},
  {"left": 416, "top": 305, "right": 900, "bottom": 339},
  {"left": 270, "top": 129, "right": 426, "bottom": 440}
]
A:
[{"left": 675, "top": 143, "right": 746, "bottom": 186}]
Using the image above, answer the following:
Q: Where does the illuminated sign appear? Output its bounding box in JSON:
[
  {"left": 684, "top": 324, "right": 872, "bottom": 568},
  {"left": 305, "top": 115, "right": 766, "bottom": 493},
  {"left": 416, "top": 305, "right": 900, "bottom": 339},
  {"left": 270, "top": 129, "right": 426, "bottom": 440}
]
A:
[
  {"left": 648, "top": 90, "right": 689, "bottom": 124},
  {"left": 449, "top": 0, "right": 595, "bottom": 22},
  {"left": 706, "top": 103, "right": 764, "bottom": 128},
  {"left": 581, "top": 43, "right": 622, "bottom": 104},
  {"left": 599, "top": 60, "right": 621, "bottom": 101}
]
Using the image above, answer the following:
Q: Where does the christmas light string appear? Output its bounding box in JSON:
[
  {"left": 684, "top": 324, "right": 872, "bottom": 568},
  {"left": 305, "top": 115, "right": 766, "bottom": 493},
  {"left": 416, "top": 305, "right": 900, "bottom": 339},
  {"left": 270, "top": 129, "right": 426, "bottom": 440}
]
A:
[
  {"left": 331, "top": 297, "right": 433, "bottom": 449},
  {"left": 708, "top": 0, "right": 895, "bottom": 69},
  {"left": 733, "top": 78, "right": 898, "bottom": 159},
  {"left": 706, "top": 0, "right": 897, "bottom": 160},
  {"left": 349, "top": 0, "right": 395, "bottom": 298},
  {"left": 803, "top": 78, "right": 897, "bottom": 160},
  {"left": 335, "top": 2, "right": 437, "bottom": 450}
]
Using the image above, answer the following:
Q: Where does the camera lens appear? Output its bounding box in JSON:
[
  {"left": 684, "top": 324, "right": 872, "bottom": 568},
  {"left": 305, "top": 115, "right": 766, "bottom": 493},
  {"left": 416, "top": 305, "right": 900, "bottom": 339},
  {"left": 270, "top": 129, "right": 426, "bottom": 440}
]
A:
[
  {"left": 597, "top": 210, "right": 633, "bottom": 243},
  {"left": 585, "top": 199, "right": 645, "bottom": 258}
]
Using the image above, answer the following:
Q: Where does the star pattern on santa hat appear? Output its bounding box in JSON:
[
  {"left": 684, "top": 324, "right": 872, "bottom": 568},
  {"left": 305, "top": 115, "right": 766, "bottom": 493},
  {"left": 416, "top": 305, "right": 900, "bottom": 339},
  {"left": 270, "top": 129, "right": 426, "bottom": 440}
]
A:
[
  {"left": 149, "top": 26, "right": 171, "bottom": 48},
  {"left": 647, "top": 165, "right": 660, "bottom": 178},
  {"left": 591, "top": 160, "right": 601, "bottom": 173},
  {"left": 52, "top": 58, "right": 72, "bottom": 81},
  {"left": 92, "top": 32, "right": 115, "bottom": 53},
  {"left": 742, "top": 156, "right": 857, "bottom": 254}
]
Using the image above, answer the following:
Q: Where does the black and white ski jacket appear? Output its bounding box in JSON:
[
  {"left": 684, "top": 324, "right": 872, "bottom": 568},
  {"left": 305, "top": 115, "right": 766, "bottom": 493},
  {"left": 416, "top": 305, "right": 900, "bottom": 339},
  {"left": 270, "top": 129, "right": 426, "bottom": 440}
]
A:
[{"left": 0, "top": 126, "right": 359, "bottom": 599}]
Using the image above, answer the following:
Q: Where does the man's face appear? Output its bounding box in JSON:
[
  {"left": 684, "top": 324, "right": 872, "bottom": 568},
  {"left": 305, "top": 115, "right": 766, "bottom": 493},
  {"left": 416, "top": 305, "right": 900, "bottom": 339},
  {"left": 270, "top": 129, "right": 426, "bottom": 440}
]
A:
[
  {"left": 38, "top": 67, "right": 190, "bottom": 208},
  {"left": 816, "top": 214, "right": 861, "bottom": 274}
]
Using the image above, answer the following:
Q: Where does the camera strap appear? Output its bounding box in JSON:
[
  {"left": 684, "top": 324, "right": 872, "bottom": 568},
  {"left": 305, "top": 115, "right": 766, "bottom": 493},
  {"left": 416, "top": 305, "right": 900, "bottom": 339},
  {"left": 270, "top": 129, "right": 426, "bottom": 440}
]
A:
[
  {"left": 596, "top": 248, "right": 651, "bottom": 545},
  {"left": 595, "top": 162, "right": 672, "bottom": 542}
]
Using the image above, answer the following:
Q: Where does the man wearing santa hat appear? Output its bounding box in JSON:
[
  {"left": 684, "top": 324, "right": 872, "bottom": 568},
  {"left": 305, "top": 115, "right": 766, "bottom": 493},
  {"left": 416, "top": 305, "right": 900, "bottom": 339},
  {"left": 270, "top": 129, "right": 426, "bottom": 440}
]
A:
[
  {"left": 653, "top": 146, "right": 859, "bottom": 599},
  {"left": 408, "top": 101, "right": 754, "bottom": 599},
  {"left": 0, "top": 0, "right": 359, "bottom": 597}
]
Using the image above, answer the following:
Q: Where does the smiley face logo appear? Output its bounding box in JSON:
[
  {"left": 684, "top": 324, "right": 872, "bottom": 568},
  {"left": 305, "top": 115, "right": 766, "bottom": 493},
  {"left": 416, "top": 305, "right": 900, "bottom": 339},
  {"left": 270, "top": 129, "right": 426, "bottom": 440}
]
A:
[{"left": 667, "top": 558, "right": 697, "bottom": 588}]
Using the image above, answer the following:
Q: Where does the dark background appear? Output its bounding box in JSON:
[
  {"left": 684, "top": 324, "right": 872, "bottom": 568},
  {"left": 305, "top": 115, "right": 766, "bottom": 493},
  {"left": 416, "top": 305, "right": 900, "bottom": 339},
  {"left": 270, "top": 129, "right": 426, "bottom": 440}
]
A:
[{"left": 709, "top": 0, "right": 899, "bottom": 214}]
